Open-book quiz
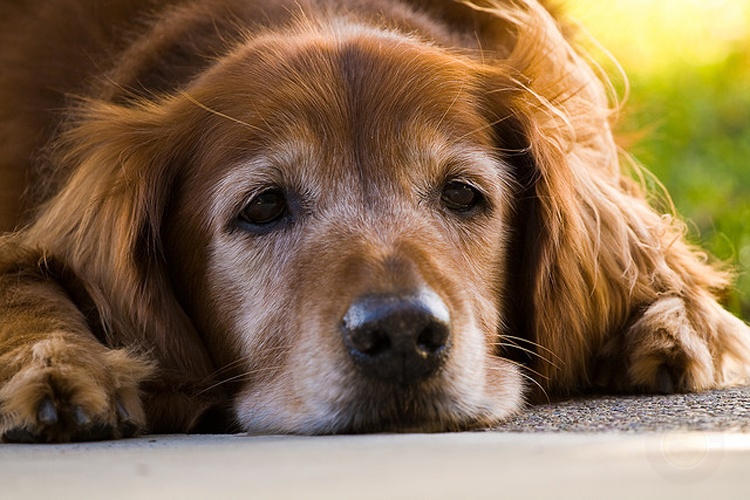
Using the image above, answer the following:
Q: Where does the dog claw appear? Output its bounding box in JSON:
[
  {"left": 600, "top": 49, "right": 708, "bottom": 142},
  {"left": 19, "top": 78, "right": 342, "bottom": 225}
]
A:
[
  {"left": 38, "top": 398, "right": 59, "bottom": 426},
  {"left": 655, "top": 365, "right": 676, "bottom": 394},
  {"left": 115, "top": 400, "right": 130, "bottom": 420},
  {"left": 73, "top": 406, "right": 92, "bottom": 427},
  {"left": 115, "top": 401, "right": 139, "bottom": 437}
]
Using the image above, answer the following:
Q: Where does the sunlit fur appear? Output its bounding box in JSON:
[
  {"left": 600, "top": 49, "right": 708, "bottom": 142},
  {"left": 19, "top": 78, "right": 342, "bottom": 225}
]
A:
[{"left": 0, "top": 0, "right": 748, "bottom": 440}]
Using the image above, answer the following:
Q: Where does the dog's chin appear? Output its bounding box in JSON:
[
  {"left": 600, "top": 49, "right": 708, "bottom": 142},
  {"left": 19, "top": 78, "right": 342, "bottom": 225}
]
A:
[
  {"left": 235, "top": 359, "right": 525, "bottom": 435},
  {"left": 323, "top": 401, "right": 504, "bottom": 435}
]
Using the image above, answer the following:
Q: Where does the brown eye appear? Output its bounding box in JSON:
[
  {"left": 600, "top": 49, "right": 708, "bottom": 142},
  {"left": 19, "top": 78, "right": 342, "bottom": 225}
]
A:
[
  {"left": 441, "top": 181, "right": 482, "bottom": 212},
  {"left": 240, "top": 189, "right": 288, "bottom": 226}
]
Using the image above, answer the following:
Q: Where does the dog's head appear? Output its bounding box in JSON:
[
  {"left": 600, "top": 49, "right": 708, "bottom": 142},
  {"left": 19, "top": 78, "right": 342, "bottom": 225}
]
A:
[
  {"left": 166, "top": 25, "right": 529, "bottom": 432},
  {"left": 31, "top": 1, "right": 622, "bottom": 432}
]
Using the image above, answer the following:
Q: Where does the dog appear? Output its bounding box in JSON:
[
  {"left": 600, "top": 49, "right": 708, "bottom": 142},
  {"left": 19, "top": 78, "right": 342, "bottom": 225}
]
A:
[{"left": 1, "top": 0, "right": 749, "bottom": 442}]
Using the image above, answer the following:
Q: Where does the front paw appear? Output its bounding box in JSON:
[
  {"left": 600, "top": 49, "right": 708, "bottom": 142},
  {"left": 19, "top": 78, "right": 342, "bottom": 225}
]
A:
[
  {"left": 595, "top": 297, "right": 717, "bottom": 394},
  {"left": 0, "top": 335, "right": 153, "bottom": 442}
]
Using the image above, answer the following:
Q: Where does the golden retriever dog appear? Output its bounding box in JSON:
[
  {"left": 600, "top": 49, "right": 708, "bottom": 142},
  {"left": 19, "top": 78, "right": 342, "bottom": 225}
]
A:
[{"left": 1, "top": 0, "right": 749, "bottom": 442}]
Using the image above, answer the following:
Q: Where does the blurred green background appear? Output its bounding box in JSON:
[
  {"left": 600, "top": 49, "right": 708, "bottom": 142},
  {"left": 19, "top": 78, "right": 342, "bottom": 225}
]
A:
[{"left": 567, "top": 0, "right": 750, "bottom": 318}]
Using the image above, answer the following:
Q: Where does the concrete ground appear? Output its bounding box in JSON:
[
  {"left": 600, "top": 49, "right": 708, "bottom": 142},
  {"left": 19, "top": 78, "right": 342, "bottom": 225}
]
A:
[
  {"left": 494, "top": 387, "right": 750, "bottom": 433},
  {"left": 3, "top": 388, "right": 750, "bottom": 499}
]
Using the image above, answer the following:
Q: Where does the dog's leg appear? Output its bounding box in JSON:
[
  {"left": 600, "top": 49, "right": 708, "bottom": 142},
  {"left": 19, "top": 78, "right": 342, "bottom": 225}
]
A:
[
  {"left": 596, "top": 295, "right": 750, "bottom": 394},
  {"left": 0, "top": 244, "right": 152, "bottom": 442}
]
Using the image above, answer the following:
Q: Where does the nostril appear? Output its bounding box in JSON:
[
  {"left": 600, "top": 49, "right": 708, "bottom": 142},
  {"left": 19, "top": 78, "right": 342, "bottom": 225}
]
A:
[
  {"left": 350, "top": 328, "right": 390, "bottom": 356},
  {"left": 416, "top": 324, "right": 449, "bottom": 355}
]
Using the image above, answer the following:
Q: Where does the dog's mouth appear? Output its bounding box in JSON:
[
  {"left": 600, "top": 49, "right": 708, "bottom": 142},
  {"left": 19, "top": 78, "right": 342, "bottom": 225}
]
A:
[
  {"left": 324, "top": 381, "right": 500, "bottom": 434},
  {"left": 234, "top": 349, "right": 522, "bottom": 435},
  {"left": 232, "top": 287, "right": 523, "bottom": 434}
]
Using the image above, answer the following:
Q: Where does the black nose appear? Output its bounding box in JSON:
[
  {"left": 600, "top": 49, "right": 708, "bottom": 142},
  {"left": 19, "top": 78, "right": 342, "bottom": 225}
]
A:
[{"left": 341, "top": 291, "right": 451, "bottom": 384}]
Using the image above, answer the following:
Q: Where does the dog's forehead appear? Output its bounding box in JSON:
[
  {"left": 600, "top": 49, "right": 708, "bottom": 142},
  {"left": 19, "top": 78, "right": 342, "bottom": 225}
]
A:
[
  {"left": 181, "top": 27, "right": 506, "bottom": 222},
  {"left": 194, "top": 28, "right": 495, "bottom": 168}
]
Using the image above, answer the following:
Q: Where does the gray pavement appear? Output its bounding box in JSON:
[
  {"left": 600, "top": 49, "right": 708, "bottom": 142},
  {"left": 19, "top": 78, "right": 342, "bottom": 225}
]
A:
[
  {"left": 494, "top": 386, "right": 750, "bottom": 433},
  {"left": 3, "top": 388, "right": 750, "bottom": 499}
]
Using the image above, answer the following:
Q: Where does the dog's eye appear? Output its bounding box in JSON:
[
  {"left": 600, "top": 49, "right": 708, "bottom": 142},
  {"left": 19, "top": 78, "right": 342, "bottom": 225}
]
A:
[
  {"left": 240, "top": 189, "right": 288, "bottom": 226},
  {"left": 441, "top": 181, "right": 482, "bottom": 212}
]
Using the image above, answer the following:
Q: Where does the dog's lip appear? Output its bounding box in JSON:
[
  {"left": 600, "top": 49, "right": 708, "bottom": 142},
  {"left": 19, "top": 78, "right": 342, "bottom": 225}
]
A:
[{"left": 328, "top": 399, "right": 494, "bottom": 434}]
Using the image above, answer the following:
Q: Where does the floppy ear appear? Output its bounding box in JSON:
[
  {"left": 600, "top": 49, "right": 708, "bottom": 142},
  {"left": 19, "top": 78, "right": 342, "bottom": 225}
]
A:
[
  {"left": 476, "top": 0, "right": 745, "bottom": 394},
  {"left": 24, "top": 99, "right": 226, "bottom": 430}
]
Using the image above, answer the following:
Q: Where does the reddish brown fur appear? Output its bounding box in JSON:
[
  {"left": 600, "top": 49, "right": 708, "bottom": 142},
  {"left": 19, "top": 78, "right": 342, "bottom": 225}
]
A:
[{"left": 1, "top": 0, "right": 749, "bottom": 441}]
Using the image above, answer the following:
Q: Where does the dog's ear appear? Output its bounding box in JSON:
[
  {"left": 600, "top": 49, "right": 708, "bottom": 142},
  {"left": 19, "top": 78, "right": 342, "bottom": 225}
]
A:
[
  {"left": 24, "top": 99, "right": 225, "bottom": 430},
  {"left": 473, "top": 0, "right": 619, "bottom": 392},
  {"left": 476, "top": 1, "right": 734, "bottom": 394}
]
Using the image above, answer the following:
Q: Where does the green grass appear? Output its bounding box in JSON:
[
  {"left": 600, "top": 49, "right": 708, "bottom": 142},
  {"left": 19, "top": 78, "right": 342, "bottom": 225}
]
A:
[{"left": 567, "top": 1, "right": 750, "bottom": 317}]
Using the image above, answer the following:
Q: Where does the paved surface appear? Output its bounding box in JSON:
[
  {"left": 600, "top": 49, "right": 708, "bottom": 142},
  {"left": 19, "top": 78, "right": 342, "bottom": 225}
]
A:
[
  {"left": 2, "top": 388, "right": 750, "bottom": 499},
  {"left": 494, "top": 387, "right": 750, "bottom": 433}
]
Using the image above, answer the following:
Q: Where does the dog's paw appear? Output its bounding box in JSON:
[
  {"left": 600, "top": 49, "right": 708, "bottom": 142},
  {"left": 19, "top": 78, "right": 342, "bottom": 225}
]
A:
[
  {"left": 596, "top": 297, "right": 720, "bottom": 394},
  {"left": 625, "top": 297, "right": 717, "bottom": 393},
  {"left": 0, "top": 334, "right": 153, "bottom": 442}
]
